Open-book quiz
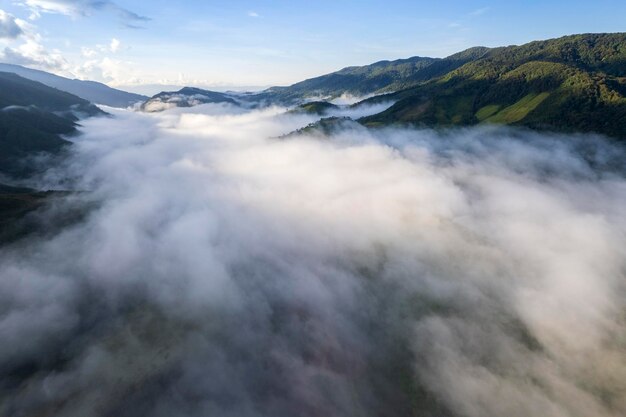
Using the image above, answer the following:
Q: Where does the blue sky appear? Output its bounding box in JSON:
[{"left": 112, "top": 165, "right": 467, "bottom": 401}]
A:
[{"left": 0, "top": 0, "right": 625, "bottom": 92}]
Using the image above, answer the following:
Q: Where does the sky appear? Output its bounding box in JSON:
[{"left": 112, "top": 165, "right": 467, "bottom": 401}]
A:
[{"left": 0, "top": 0, "right": 625, "bottom": 92}]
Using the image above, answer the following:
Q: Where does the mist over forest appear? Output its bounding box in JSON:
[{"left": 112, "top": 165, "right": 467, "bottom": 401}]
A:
[{"left": 1, "top": 102, "right": 625, "bottom": 416}]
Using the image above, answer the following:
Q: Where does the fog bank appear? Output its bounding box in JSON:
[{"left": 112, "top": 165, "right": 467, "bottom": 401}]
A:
[{"left": 1, "top": 104, "right": 625, "bottom": 417}]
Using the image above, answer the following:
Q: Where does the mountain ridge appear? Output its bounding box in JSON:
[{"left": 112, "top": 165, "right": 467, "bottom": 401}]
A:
[
  {"left": 360, "top": 33, "right": 626, "bottom": 139},
  {"left": 0, "top": 63, "right": 147, "bottom": 108},
  {"left": 253, "top": 48, "right": 491, "bottom": 103},
  {"left": 139, "top": 48, "right": 492, "bottom": 111}
]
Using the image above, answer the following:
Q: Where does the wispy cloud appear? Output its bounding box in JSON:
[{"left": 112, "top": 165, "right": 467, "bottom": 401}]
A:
[
  {"left": 469, "top": 6, "right": 490, "bottom": 17},
  {"left": 247, "top": 11, "right": 260, "bottom": 18},
  {"left": 18, "top": 0, "right": 150, "bottom": 27}
]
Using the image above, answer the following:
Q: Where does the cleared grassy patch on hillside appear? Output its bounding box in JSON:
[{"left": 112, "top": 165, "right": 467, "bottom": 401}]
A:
[
  {"left": 485, "top": 92, "right": 551, "bottom": 124},
  {"left": 476, "top": 104, "right": 501, "bottom": 121}
]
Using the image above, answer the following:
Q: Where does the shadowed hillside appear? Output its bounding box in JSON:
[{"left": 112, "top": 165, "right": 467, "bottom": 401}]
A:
[{"left": 0, "top": 72, "right": 105, "bottom": 178}]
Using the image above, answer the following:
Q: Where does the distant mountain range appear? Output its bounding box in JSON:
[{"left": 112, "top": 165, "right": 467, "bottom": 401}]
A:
[
  {"left": 138, "top": 33, "right": 626, "bottom": 139},
  {"left": 256, "top": 46, "right": 492, "bottom": 103},
  {"left": 0, "top": 63, "right": 147, "bottom": 108},
  {"left": 139, "top": 47, "right": 492, "bottom": 109}
]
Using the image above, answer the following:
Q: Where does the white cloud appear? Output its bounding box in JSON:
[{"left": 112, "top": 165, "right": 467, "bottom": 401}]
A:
[
  {"left": 1, "top": 38, "right": 69, "bottom": 71},
  {"left": 110, "top": 37, "right": 120, "bottom": 53},
  {"left": 0, "top": 9, "right": 24, "bottom": 39},
  {"left": 0, "top": 9, "right": 71, "bottom": 73},
  {"left": 247, "top": 10, "right": 260, "bottom": 18},
  {"left": 1, "top": 19, "right": 135, "bottom": 86},
  {"left": 76, "top": 40, "right": 142, "bottom": 85},
  {"left": 80, "top": 46, "right": 97, "bottom": 58},
  {"left": 21, "top": 0, "right": 76, "bottom": 18},
  {"left": 81, "top": 39, "right": 122, "bottom": 58},
  {"left": 73, "top": 55, "right": 140, "bottom": 85}
]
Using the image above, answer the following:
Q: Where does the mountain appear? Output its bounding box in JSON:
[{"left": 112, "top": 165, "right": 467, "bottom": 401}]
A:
[
  {"left": 0, "top": 63, "right": 147, "bottom": 108},
  {"left": 260, "top": 56, "right": 436, "bottom": 103},
  {"left": 147, "top": 50, "right": 490, "bottom": 109},
  {"left": 141, "top": 87, "right": 240, "bottom": 112},
  {"left": 254, "top": 48, "right": 491, "bottom": 104},
  {"left": 279, "top": 116, "right": 364, "bottom": 140},
  {"left": 0, "top": 72, "right": 105, "bottom": 178},
  {"left": 360, "top": 33, "right": 626, "bottom": 139},
  {"left": 289, "top": 101, "right": 340, "bottom": 115}
]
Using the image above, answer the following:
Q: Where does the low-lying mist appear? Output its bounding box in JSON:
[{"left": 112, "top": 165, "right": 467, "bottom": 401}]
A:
[{"left": 1, "top": 103, "right": 625, "bottom": 417}]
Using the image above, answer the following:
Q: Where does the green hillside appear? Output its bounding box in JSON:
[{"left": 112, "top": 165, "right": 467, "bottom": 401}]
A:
[
  {"left": 257, "top": 49, "right": 490, "bottom": 104},
  {"left": 360, "top": 33, "right": 626, "bottom": 139}
]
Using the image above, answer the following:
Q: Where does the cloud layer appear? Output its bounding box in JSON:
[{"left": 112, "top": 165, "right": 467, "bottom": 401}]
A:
[{"left": 1, "top": 105, "right": 625, "bottom": 416}]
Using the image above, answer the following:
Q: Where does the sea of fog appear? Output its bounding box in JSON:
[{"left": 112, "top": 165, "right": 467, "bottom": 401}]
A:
[{"left": 1, "top": 103, "right": 625, "bottom": 417}]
